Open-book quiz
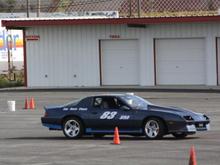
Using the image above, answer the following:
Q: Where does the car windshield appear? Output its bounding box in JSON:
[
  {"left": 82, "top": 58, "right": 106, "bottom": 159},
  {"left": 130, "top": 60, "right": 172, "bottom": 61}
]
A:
[{"left": 120, "top": 95, "right": 152, "bottom": 110}]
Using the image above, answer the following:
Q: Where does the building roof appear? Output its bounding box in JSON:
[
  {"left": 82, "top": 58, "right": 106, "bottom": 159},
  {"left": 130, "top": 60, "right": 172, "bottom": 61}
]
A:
[{"left": 2, "top": 16, "right": 220, "bottom": 29}]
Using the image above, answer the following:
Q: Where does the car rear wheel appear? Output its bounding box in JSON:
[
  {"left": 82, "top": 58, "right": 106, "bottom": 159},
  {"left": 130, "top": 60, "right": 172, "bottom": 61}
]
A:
[
  {"left": 172, "top": 133, "right": 187, "bottom": 139},
  {"left": 62, "top": 117, "right": 83, "bottom": 139},
  {"left": 144, "top": 118, "right": 165, "bottom": 139}
]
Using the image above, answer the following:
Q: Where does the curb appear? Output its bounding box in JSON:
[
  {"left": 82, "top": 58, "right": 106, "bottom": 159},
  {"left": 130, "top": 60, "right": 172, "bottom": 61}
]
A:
[{"left": 0, "top": 87, "right": 220, "bottom": 93}]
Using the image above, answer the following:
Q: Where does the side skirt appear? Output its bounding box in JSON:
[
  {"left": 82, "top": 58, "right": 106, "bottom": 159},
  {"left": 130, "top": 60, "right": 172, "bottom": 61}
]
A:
[{"left": 85, "top": 128, "right": 143, "bottom": 134}]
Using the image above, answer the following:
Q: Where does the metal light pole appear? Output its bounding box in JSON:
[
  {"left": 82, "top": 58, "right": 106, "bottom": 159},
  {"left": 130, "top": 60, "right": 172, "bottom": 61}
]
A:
[
  {"left": 7, "top": 36, "right": 11, "bottom": 78},
  {"left": 7, "top": 31, "right": 13, "bottom": 80},
  {"left": 26, "top": 0, "right": 29, "bottom": 17},
  {"left": 137, "top": 0, "right": 141, "bottom": 18},
  {"left": 37, "top": 0, "right": 40, "bottom": 17},
  {"left": 129, "top": 0, "right": 132, "bottom": 17}
]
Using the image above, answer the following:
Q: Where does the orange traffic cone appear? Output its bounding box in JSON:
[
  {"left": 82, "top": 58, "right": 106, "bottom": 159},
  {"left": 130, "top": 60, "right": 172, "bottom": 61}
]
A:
[
  {"left": 189, "top": 145, "right": 197, "bottom": 165},
  {"left": 29, "top": 97, "right": 35, "bottom": 110},
  {"left": 24, "top": 98, "right": 29, "bottom": 109},
  {"left": 113, "top": 127, "right": 120, "bottom": 145}
]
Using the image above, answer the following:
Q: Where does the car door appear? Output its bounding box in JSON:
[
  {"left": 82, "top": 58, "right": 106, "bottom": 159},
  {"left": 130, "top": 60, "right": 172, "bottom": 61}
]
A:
[
  {"left": 113, "top": 96, "right": 140, "bottom": 130},
  {"left": 87, "top": 96, "right": 117, "bottom": 130},
  {"left": 88, "top": 96, "right": 139, "bottom": 131}
]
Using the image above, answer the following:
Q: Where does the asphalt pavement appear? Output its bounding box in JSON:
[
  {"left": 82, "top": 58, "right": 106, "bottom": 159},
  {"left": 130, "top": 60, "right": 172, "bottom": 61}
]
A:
[{"left": 0, "top": 91, "right": 219, "bottom": 165}]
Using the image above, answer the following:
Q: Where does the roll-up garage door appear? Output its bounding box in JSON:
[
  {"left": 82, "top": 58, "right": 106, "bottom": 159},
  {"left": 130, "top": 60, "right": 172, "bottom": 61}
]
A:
[
  {"left": 101, "top": 40, "right": 139, "bottom": 85},
  {"left": 155, "top": 38, "right": 205, "bottom": 85}
]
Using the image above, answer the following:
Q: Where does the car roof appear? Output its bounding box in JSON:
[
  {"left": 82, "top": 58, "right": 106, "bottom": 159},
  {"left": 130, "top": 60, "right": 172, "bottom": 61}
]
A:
[{"left": 86, "top": 93, "right": 135, "bottom": 98}]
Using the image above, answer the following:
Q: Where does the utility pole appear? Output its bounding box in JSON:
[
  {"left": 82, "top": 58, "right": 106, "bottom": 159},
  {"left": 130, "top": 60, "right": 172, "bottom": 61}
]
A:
[
  {"left": 129, "top": 0, "right": 132, "bottom": 17},
  {"left": 37, "top": 0, "right": 40, "bottom": 17},
  {"left": 7, "top": 31, "right": 13, "bottom": 80},
  {"left": 137, "top": 0, "right": 141, "bottom": 18},
  {"left": 7, "top": 36, "right": 11, "bottom": 79},
  {"left": 26, "top": 0, "right": 29, "bottom": 17}
]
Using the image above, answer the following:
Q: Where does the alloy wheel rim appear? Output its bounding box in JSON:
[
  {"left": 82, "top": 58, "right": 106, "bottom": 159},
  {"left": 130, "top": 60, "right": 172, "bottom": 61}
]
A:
[
  {"left": 64, "top": 120, "right": 80, "bottom": 137},
  {"left": 145, "top": 120, "right": 159, "bottom": 138}
]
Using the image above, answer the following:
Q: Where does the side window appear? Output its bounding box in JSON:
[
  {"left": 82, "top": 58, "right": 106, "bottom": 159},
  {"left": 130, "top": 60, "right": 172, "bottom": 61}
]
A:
[
  {"left": 114, "top": 98, "right": 123, "bottom": 107},
  {"left": 93, "top": 97, "right": 120, "bottom": 109},
  {"left": 93, "top": 97, "right": 103, "bottom": 108},
  {"left": 115, "top": 98, "right": 130, "bottom": 110}
]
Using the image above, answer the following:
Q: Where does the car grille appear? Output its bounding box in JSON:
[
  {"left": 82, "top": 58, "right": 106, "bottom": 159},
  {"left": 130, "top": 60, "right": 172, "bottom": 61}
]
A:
[{"left": 195, "top": 123, "right": 207, "bottom": 131}]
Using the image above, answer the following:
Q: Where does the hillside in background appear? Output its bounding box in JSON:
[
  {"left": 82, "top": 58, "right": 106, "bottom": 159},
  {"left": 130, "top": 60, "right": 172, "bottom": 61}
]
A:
[
  {"left": 0, "top": 0, "right": 56, "bottom": 12},
  {"left": 0, "top": 0, "right": 219, "bottom": 17}
]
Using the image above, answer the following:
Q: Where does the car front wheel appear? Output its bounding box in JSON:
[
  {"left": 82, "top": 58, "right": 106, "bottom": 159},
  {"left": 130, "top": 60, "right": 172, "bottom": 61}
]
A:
[
  {"left": 62, "top": 117, "right": 83, "bottom": 139},
  {"left": 144, "top": 118, "right": 165, "bottom": 139}
]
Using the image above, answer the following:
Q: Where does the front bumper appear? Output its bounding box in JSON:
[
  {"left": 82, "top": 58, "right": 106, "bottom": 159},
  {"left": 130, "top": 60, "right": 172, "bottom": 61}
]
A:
[
  {"left": 168, "top": 120, "right": 210, "bottom": 134},
  {"left": 180, "top": 118, "right": 210, "bottom": 134},
  {"left": 186, "top": 123, "right": 210, "bottom": 132}
]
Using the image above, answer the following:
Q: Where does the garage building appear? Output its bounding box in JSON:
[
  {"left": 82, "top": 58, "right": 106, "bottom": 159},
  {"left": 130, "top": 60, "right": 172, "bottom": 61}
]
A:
[{"left": 2, "top": 16, "right": 220, "bottom": 87}]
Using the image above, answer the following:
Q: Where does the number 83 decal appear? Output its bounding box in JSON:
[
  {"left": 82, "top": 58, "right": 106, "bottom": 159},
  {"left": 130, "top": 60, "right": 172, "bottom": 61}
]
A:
[{"left": 100, "top": 111, "right": 117, "bottom": 119}]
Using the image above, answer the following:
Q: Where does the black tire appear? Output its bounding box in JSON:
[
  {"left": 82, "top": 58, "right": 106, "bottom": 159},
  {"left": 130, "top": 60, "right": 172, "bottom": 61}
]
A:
[
  {"left": 62, "top": 117, "right": 83, "bottom": 139},
  {"left": 172, "top": 133, "right": 187, "bottom": 139},
  {"left": 93, "top": 134, "right": 105, "bottom": 138},
  {"left": 143, "top": 117, "right": 165, "bottom": 140}
]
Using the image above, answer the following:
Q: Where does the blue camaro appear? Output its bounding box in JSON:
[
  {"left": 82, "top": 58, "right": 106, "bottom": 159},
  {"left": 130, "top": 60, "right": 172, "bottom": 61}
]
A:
[{"left": 41, "top": 93, "right": 210, "bottom": 139}]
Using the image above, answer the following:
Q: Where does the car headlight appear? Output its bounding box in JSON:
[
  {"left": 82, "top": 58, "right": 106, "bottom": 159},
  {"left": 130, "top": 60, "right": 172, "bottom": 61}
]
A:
[{"left": 183, "top": 116, "right": 194, "bottom": 121}]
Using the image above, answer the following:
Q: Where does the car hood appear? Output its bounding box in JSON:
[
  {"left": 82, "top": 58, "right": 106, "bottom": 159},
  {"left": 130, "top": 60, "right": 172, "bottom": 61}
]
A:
[{"left": 148, "top": 105, "right": 206, "bottom": 121}]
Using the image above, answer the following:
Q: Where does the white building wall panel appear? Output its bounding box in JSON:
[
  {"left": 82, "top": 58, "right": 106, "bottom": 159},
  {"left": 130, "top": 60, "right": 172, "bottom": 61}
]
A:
[
  {"left": 26, "top": 22, "right": 220, "bottom": 87},
  {"left": 26, "top": 25, "right": 143, "bottom": 87},
  {"left": 146, "top": 23, "right": 218, "bottom": 86}
]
